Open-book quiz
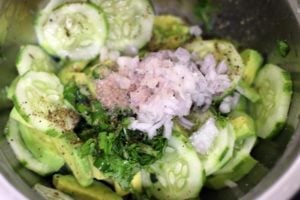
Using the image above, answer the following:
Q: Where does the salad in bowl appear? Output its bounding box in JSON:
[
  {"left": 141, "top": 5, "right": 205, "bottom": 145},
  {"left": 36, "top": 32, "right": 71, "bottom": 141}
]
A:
[{"left": 4, "top": 0, "right": 293, "bottom": 199}]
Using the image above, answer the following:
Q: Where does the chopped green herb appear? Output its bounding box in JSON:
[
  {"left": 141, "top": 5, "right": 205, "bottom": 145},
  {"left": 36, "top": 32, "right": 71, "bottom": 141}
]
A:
[
  {"left": 277, "top": 40, "right": 290, "bottom": 57},
  {"left": 79, "top": 139, "right": 96, "bottom": 158},
  {"left": 194, "top": 0, "right": 217, "bottom": 31},
  {"left": 65, "top": 82, "right": 167, "bottom": 189}
]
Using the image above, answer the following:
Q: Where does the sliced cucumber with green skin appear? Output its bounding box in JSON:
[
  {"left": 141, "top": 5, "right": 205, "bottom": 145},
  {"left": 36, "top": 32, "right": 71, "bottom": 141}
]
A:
[
  {"left": 198, "top": 120, "right": 235, "bottom": 176},
  {"left": 19, "top": 123, "right": 65, "bottom": 172},
  {"left": 5, "top": 118, "right": 59, "bottom": 176},
  {"left": 241, "top": 49, "right": 263, "bottom": 85},
  {"left": 91, "top": 0, "right": 154, "bottom": 52},
  {"left": 233, "top": 95, "right": 248, "bottom": 112},
  {"left": 205, "top": 154, "right": 257, "bottom": 189},
  {"left": 206, "top": 135, "right": 257, "bottom": 189},
  {"left": 6, "top": 77, "right": 20, "bottom": 100},
  {"left": 142, "top": 135, "right": 204, "bottom": 200},
  {"left": 185, "top": 39, "right": 244, "bottom": 99},
  {"left": 16, "top": 45, "right": 57, "bottom": 75},
  {"left": 13, "top": 71, "right": 79, "bottom": 136},
  {"left": 237, "top": 80, "right": 261, "bottom": 103},
  {"left": 10, "top": 107, "right": 33, "bottom": 128},
  {"left": 238, "top": 136, "right": 257, "bottom": 153},
  {"left": 250, "top": 64, "right": 293, "bottom": 139},
  {"left": 215, "top": 136, "right": 256, "bottom": 175},
  {"left": 36, "top": 2, "right": 108, "bottom": 60},
  {"left": 52, "top": 134, "right": 93, "bottom": 187}
]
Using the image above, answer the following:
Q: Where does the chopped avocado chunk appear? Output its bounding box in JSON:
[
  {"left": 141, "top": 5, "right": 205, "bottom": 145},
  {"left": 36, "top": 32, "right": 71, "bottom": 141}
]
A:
[
  {"left": 114, "top": 172, "right": 143, "bottom": 196},
  {"left": 241, "top": 49, "right": 263, "bottom": 85},
  {"left": 52, "top": 134, "right": 93, "bottom": 187},
  {"left": 19, "top": 123, "right": 65, "bottom": 172},
  {"left": 148, "top": 15, "right": 191, "bottom": 51},
  {"left": 53, "top": 174, "right": 122, "bottom": 200},
  {"left": 229, "top": 111, "right": 256, "bottom": 141}
]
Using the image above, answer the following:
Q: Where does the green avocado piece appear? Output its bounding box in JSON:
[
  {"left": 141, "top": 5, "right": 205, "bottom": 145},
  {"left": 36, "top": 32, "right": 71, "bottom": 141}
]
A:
[
  {"left": 241, "top": 49, "right": 263, "bottom": 85},
  {"left": 59, "top": 61, "right": 97, "bottom": 97},
  {"left": 58, "top": 61, "right": 89, "bottom": 85},
  {"left": 19, "top": 122, "right": 65, "bottom": 172},
  {"left": 229, "top": 111, "right": 256, "bottom": 141},
  {"left": 148, "top": 15, "right": 191, "bottom": 51},
  {"left": 52, "top": 133, "right": 94, "bottom": 187},
  {"left": 53, "top": 174, "right": 122, "bottom": 200}
]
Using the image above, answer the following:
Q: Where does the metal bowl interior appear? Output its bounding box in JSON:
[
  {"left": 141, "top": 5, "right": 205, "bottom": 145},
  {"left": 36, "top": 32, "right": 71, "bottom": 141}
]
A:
[{"left": 0, "top": 0, "right": 300, "bottom": 199}]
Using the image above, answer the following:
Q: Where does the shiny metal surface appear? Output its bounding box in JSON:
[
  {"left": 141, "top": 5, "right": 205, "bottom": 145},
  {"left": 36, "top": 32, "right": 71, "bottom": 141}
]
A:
[{"left": 1, "top": 0, "right": 300, "bottom": 199}]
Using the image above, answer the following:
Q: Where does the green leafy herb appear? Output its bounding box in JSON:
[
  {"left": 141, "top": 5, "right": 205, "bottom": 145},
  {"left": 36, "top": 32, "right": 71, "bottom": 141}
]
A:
[
  {"left": 65, "top": 82, "right": 168, "bottom": 189},
  {"left": 94, "top": 129, "right": 167, "bottom": 189},
  {"left": 277, "top": 40, "right": 290, "bottom": 57},
  {"left": 194, "top": 0, "right": 217, "bottom": 31},
  {"left": 79, "top": 139, "right": 96, "bottom": 158}
]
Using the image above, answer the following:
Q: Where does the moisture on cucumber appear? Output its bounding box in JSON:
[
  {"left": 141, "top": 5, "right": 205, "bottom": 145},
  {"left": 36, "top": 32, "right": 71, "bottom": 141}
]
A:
[
  {"left": 16, "top": 45, "right": 57, "bottom": 75},
  {"left": 35, "top": 2, "right": 108, "bottom": 60},
  {"left": 250, "top": 64, "right": 293, "bottom": 139}
]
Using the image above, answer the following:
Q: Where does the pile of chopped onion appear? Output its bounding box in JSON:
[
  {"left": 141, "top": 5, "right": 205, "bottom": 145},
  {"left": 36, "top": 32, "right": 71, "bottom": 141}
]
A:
[{"left": 96, "top": 48, "right": 231, "bottom": 138}]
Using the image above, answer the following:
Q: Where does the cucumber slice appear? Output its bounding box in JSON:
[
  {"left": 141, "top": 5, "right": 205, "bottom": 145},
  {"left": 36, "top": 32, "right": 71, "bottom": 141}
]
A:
[
  {"left": 233, "top": 95, "right": 248, "bottom": 112},
  {"left": 6, "top": 77, "right": 20, "bottom": 100},
  {"left": 91, "top": 0, "right": 154, "bottom": 52},
  {"left": 238, "top": 136, "right": 257, "bottom": 153},
  {"left": 215, "top": 136, "right": 257, "bottom": 175},
  {"left": 35, "top": 2, "right": 107, "bottom": 60},
  {"left": 5, "top": 118, "right": 59, "bottom": 176},
  {"left": 19, "top": 123, "right": 65, "bottom": 172},
  {"left": 13, "top": 71, "right": 79, "bottom": 136},
  {"left": 198, "top": 120, "right": 235, "bottom": 176},
  {"left": 185, "top": 39, "right": 244, "bottom": 99},
  {"left": 205, "top": 154, "right": 257, "bottom": 189},
  {"left": 206, "top": 135, "right": 257, "bottom": 189},
  {"left": 241, "top": 49, "right": 263, "bottom": 85},
  {"left": 237, "top": 80, "right": 261, "bottom": 103},
  {"left": 142, "top": 135, "right": 204, "bottom": 200},
  {"left": 10, "top": 107, "right": 35, "bottom": 129},
  {"left": 16, "top": 45, "right": 57, "bottom": 75},
  {"left": 250, "top": 64, "right": 293, "bottom": 138}
]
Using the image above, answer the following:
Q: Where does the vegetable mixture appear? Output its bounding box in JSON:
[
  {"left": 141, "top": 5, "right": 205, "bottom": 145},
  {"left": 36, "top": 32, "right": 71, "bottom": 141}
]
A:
[{"left": 5, "top": 0, "right": 293, "bottom": 199}]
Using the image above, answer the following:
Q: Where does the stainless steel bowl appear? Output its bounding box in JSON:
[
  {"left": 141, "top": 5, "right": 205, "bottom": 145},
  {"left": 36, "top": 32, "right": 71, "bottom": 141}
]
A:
[{"left": 1, "top": 0, "right": 300, "bottom": 199}]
